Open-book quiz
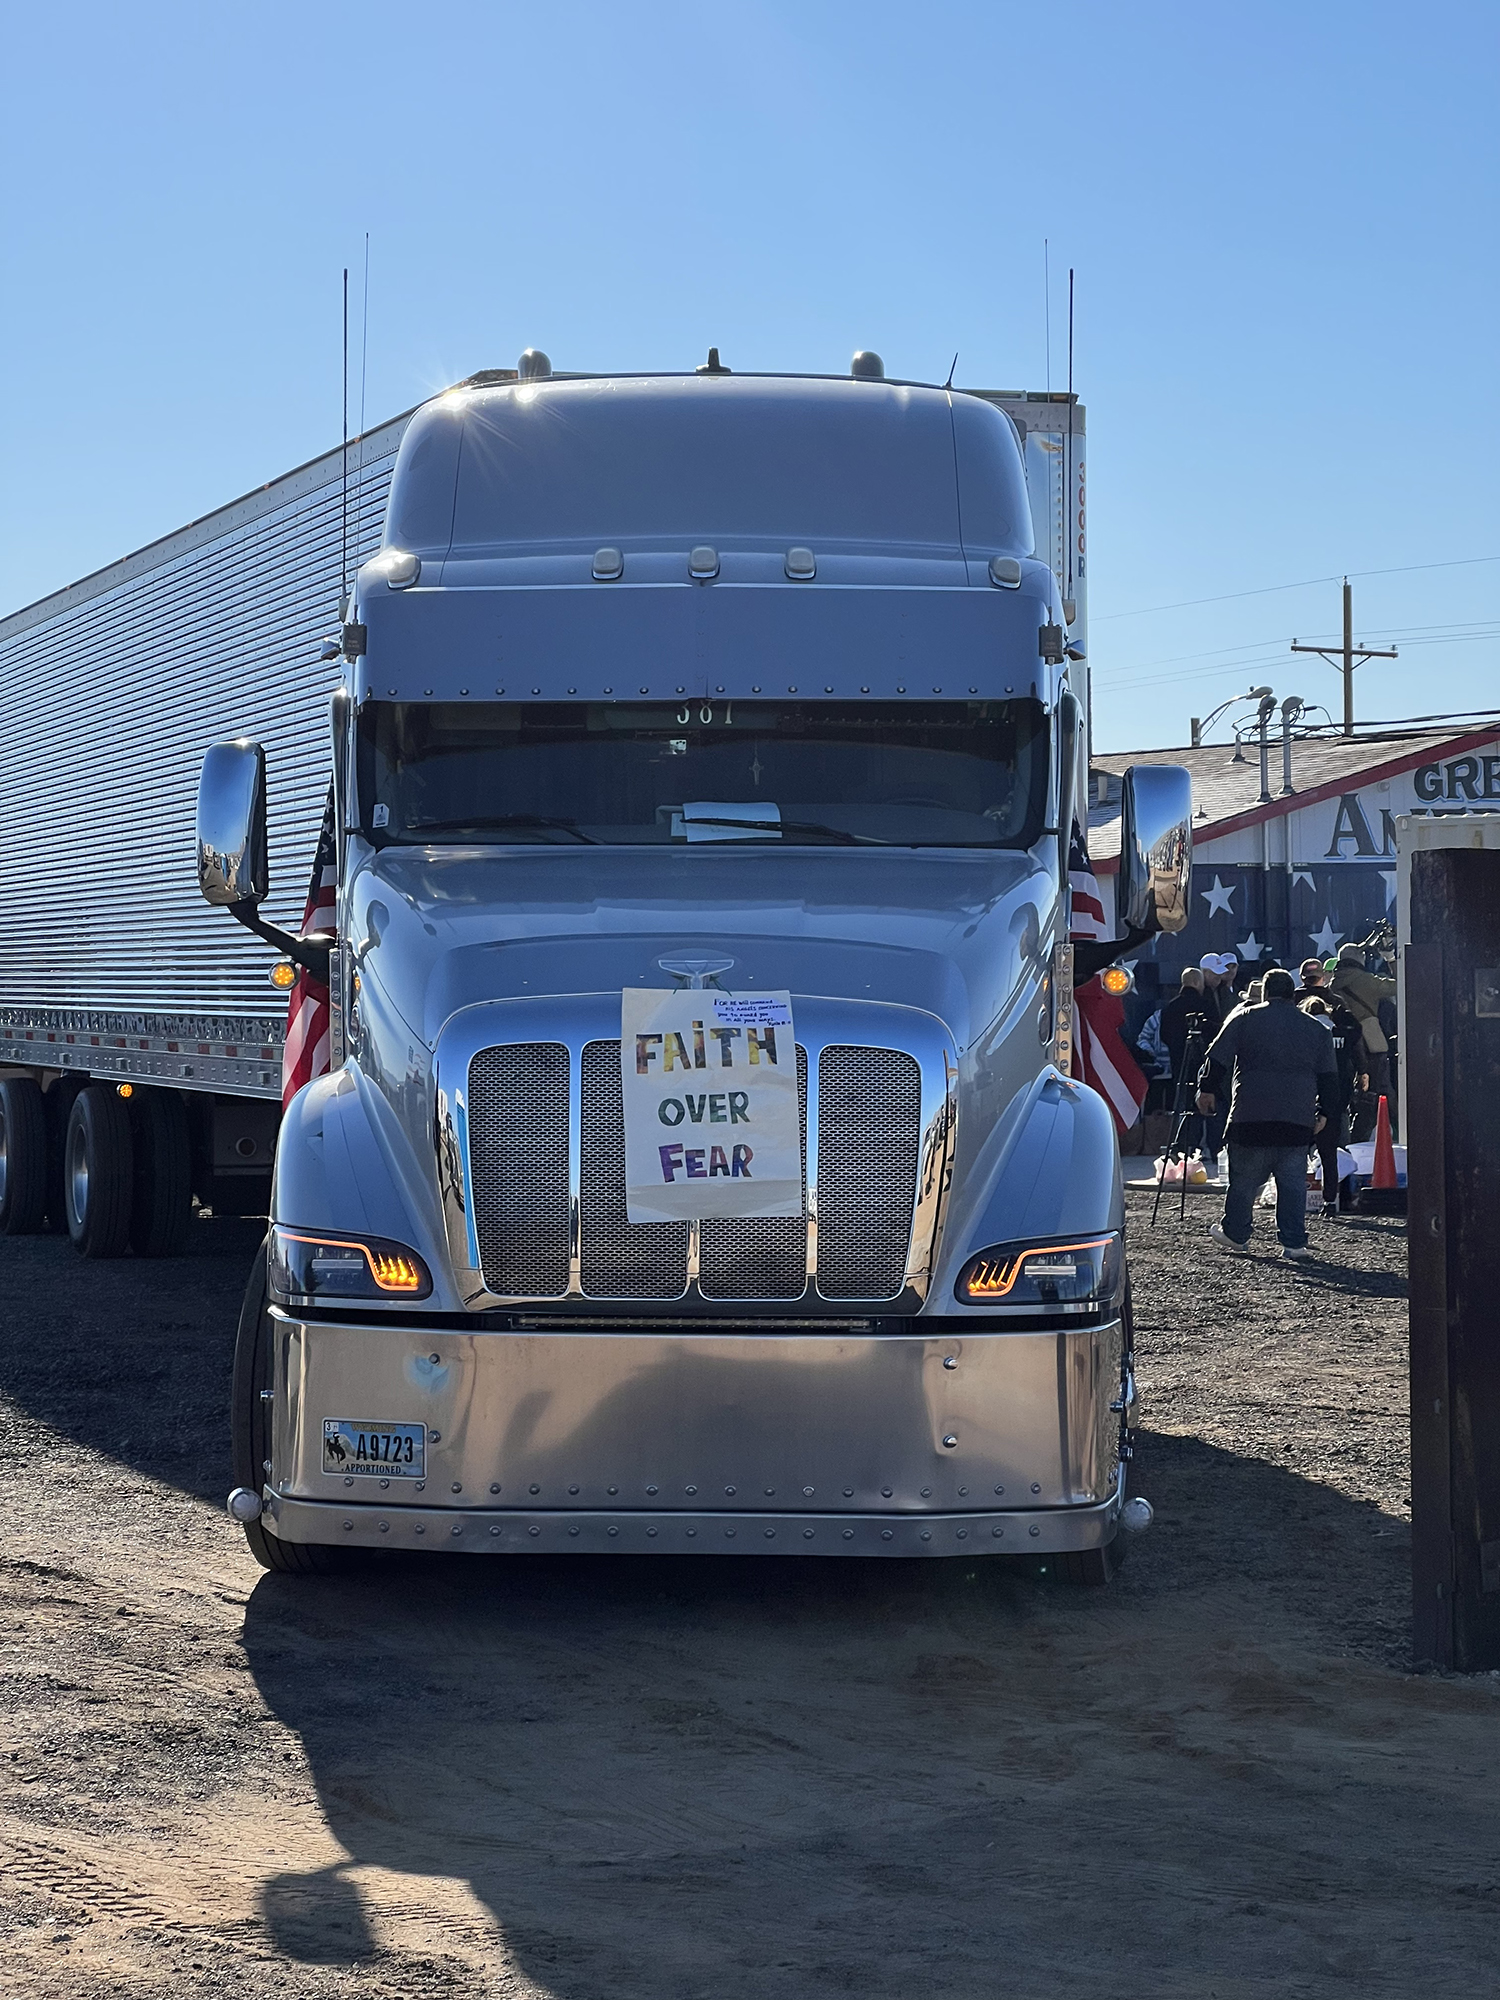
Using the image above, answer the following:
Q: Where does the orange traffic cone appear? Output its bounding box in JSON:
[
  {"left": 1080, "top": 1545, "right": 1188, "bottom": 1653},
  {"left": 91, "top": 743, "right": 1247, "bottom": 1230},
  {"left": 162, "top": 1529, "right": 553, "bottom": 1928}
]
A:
[
  {"left": 1358, "top": 1094, "right": 1405, "bottom": 1213},
  {"left": 1371, "top": 1095, "right": 1397, "bottom": 1189}
]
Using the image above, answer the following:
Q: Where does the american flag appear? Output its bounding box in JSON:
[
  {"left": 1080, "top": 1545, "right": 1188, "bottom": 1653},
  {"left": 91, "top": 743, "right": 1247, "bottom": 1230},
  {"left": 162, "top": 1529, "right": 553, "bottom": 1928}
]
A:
[
  {"left": 1068, "top": 818, "right": 1147, "bottom": 1133},
  {"left": 281, "top": 785, "right": 337, "bottom": 1107}
]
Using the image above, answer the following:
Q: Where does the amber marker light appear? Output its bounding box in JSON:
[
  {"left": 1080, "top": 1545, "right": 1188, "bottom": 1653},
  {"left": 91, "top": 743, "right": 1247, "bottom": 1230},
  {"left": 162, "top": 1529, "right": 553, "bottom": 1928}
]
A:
[
  {"left": 1099, "top": 965, "right": 1133, "bottom": 996},
  {"left": 116, "top": 1083, "right": 134, "bottom": 1098},
  {"left": 268, "top": 960, "right": 297, "bottom": 991},
  {"left": 365, "top": 1246, "right": 426, "bottom": 1292}
]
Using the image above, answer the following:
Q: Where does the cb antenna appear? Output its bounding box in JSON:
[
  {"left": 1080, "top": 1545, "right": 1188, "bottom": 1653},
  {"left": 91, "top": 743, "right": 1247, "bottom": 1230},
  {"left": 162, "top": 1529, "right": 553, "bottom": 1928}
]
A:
[
  {"left": 357, "top": 233, "right": 370, "bottom": 522},
  {"left": 1066, "top": 267, "right": 1075, "bottom": 604},
  {"left": 359, "top": 234, "right": 370, "bottom": 440},
  {"left": 1044, "top": 238, "right": 1051, "bottom": 395},
  {"left": 340, "top": 266, "right": 349, "bottom": 611}
]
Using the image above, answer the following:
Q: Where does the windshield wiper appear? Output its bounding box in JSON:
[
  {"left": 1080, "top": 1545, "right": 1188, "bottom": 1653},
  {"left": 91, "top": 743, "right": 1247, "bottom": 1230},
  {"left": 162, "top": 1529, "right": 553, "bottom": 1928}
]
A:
[
  {"left": 399, "top": 814, "right": 600, "bottom": 845},
  {"left": 679, "top": 816, "right": 891, "bottom": 847}
]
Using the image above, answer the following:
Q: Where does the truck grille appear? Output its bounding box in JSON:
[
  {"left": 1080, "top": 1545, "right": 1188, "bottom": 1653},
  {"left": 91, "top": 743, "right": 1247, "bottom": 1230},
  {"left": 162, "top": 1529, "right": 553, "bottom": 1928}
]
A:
[{"left": 466, "top": 1039, "right": 920, "bottom": 1304}]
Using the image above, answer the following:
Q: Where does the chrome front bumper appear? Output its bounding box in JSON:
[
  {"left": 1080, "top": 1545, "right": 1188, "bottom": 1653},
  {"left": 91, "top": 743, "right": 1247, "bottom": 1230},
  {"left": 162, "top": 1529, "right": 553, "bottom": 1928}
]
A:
[{"left": 263, "top": 1310, "right": 1126, "bottom": 1558}]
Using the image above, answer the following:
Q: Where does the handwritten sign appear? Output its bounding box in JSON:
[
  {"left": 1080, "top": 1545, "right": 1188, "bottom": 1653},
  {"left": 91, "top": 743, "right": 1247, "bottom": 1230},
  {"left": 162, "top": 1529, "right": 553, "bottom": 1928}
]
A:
[{"left": 620, "top": 989, "right": 802, "bottom": 1222}]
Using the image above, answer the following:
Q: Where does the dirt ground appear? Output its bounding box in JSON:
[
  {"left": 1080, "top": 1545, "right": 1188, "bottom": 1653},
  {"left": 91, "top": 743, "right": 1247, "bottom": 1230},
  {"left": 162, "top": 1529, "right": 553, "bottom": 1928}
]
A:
[{"left": 1, "top": 1190, "right": 1497, "bottom": 2000}]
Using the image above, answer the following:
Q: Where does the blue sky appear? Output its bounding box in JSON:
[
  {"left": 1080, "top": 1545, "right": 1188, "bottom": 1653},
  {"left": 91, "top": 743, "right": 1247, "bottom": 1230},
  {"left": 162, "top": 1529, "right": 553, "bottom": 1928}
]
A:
[{"left": 3, "top": 0, "right": 1495, "bottom": 750}]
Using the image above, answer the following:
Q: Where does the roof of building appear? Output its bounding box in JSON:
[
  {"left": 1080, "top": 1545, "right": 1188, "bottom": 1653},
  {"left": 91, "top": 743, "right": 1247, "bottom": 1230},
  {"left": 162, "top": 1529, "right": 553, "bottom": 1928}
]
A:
[{"left": 1087, "top": 723, "right": 1500, "bottom": 868}]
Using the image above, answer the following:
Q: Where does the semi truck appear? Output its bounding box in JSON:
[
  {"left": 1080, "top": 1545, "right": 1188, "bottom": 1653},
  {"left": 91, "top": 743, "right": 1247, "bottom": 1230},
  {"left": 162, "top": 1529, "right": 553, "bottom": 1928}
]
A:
[{"left": 0, "top": 350, "right": 1191, "bottom": 1579}]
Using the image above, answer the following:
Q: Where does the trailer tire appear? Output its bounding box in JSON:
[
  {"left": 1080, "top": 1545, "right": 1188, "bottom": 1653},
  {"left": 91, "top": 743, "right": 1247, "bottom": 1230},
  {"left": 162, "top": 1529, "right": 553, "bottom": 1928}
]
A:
[
  {"left": 43, "top": 1077, "right": 85, "bottom": 1232},
  {"left": 130, "top": 1091, "right": 192, "bottom": 1258},
  {"left": 64, "top": 1085, "right": 135, "bottom": 1258},
  {"left": 232, "top": 1239, "right": 350, "bottom": 1575},
  {"left": 0, "top": 1077, "right": 49, "bottom": 1235}
]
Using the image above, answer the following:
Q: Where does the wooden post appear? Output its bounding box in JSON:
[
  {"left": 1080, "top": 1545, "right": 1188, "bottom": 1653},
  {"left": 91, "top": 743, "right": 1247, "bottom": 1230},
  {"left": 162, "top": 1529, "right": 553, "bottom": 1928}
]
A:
[{"left": 1407, "top": 847, "right": 1500, "bottom": 1669}]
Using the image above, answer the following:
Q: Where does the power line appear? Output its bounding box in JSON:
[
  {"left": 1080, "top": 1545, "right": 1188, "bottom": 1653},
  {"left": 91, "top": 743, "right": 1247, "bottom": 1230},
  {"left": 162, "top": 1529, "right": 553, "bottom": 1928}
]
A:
[{"left": 1095, "top": 552, "right": 1500, "bottom": 623}]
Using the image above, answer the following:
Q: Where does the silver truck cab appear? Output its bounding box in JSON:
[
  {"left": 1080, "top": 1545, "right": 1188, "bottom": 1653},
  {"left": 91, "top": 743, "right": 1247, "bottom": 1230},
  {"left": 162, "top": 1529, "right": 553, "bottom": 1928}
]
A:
[{"left": 205, "top": 362, "right": 1190, "bottom": 1578}]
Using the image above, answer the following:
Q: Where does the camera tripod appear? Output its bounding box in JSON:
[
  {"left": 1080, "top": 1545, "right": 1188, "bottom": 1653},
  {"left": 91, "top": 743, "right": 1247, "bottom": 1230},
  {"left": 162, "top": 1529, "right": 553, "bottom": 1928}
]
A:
[{"left": 1149, "top": 1024, "right": 1211, "bottom": 1227}]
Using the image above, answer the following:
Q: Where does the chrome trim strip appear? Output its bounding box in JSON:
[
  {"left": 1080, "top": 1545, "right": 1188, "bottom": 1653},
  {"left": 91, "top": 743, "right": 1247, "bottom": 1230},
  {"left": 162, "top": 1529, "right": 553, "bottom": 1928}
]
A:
[
  {"left": 453, "top": 1086, "right": 480, "bottom": 1271},
  {"left": 265, "top": 1468, "right": 1125, "bottom": 1558}
]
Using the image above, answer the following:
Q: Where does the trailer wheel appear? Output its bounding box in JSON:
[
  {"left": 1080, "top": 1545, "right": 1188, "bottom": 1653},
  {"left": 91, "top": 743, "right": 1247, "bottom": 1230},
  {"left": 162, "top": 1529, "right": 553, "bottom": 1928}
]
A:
[
  {"left": 231, "top": 1238, "right": 349, "bottom": 1574},
  {"left": 130, "top": 1091, "right": 192, "bottom": 1258},
  {"left": 64, "top": 1085, "right": 135, "bottom": 1258},
  {"left": 0, "top": 1077, "right": 49, "bottom": 1234}
]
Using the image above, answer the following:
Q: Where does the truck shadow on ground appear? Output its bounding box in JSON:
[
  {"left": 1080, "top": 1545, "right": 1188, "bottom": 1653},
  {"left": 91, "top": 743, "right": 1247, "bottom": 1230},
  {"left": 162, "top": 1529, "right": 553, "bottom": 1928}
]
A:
[
  {"left": 0, "top": 1217, "right": 261, "bottom": 1504},
  {"left": 239, "top": 1436, "right": 1433, "bottom": 1999}
]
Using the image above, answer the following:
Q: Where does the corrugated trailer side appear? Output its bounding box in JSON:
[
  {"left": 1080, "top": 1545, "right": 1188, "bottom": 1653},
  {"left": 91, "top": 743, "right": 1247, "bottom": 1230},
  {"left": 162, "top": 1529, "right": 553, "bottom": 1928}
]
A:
[{"left": 0, "top": 411, "right": 411, "bottom": 1098}]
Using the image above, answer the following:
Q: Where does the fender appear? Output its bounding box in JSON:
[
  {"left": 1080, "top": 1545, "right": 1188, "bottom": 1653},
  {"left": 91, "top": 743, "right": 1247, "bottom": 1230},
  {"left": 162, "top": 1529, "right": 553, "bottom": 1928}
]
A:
[
  {"left": 272, "top": 1066, "right": 461, "bottom": 1308},
  {"left": 931, "top": 1066, "right": 1124, "bottom": 1310}
]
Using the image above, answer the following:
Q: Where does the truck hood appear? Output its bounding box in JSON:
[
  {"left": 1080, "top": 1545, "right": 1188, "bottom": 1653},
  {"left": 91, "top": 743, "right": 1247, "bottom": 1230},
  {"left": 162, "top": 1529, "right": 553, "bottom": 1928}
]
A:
[{"left": 346, "top": 844, "right": 1055, "bottom": 1056}]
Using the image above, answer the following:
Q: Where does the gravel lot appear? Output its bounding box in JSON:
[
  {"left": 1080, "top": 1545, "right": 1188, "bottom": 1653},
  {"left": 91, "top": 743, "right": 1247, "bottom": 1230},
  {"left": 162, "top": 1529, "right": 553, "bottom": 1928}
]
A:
[{"left": 1, "top": 1190, "right": 1497, "bottom": 1999}]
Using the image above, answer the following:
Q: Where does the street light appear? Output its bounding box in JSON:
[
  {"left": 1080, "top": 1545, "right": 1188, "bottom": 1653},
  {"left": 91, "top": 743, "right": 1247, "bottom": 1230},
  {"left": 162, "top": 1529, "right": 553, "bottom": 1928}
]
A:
[{"left": 1192, "top": 686, "right": 1274, "bottom": 749}]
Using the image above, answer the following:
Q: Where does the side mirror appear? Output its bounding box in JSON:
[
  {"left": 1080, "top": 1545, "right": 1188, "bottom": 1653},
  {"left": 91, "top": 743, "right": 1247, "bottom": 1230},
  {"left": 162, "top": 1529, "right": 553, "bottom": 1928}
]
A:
[
  {"left": 1119, "top": 764, "right": 1192, "bottom": 934},
  {"left": 197, "top": 740, "right": 269, "bottom": 907}
]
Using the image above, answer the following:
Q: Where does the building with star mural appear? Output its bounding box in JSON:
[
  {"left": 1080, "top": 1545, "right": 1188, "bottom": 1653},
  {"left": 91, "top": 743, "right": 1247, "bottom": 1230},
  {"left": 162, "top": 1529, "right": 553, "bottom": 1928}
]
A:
[{"left": 1087, "top": 723, "right": 1500, "bottom": 993}]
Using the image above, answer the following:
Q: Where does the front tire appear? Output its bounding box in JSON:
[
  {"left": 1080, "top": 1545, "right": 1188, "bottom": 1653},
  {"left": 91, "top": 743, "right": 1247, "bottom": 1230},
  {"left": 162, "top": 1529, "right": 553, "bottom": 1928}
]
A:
[
  {"left": 64, "top": 1085, "right": 135, "bottom": 1258},
  {"left": 0, "top": 1077, "right": 48, "bottom": 1235},
  {"left": 1054, "top": 1539, "right": 1123, "bottom": 1586},
  {"left": 231, "top": 1238, "right": 348, "bottom": 1574}
]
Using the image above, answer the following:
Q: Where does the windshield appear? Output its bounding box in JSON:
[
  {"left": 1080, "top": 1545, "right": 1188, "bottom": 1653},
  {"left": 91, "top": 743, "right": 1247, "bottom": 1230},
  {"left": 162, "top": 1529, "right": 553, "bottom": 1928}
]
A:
[{"left": 356, "top": 700, "right": 1048, "bottom": 849}]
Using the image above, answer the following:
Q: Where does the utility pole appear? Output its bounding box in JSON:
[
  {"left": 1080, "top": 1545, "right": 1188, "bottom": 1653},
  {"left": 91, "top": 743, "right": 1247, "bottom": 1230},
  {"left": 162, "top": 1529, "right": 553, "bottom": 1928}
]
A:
[{"left": 1291, "top": 578, "right": 1397, "bottom": 736}]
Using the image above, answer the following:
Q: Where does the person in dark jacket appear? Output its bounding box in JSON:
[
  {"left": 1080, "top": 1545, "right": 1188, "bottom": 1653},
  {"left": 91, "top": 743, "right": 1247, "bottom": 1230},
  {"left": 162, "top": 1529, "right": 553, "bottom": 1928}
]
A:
[
  {"left": 1299, "top": 992, "right": 1364, "bottom": 1215},
  {"left": 1195, "top": 968, "right": 1341, "bottom": 1259},
  {"left": 1160, "top": 967, "right": 1213, "bottom": 1082}
]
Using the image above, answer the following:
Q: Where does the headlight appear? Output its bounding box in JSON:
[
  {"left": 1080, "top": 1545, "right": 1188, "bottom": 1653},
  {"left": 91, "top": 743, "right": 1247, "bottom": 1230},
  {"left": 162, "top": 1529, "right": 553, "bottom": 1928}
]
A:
[
  {"left": 269, "top": 1226, "right": 432, "bottom": 1302},
  {"left": 956, "top": 1232, "right": 1123, "bottom": 1308}
]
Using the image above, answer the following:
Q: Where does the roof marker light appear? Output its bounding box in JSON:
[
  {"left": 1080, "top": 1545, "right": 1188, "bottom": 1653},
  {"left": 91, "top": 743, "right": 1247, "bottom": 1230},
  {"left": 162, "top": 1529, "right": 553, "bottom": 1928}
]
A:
[
  {"left": 851, "top": 351, "right": 885, "bottom": 379},
  {"left": 989, "top": 555, "right": 1023, "bottom": 589},
  {"left": 365, "top": 548, "right": 421, "bottom": 590},
  {"left": 785, "top": 547, "right": 816, "bottom": 580},
  {"left": 689, "top": 546, "right": 719, "bottom": 580},
  {"left": 517, "top": 348, "right": 552, "bottom": 380},
  {"left": 592, "top": 547, "right": 623, "bottom": 580}
]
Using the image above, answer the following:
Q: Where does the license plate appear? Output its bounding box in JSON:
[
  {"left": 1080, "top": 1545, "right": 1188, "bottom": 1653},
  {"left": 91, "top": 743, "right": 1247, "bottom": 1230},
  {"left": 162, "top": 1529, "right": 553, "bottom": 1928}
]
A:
[{"left": 323, "top": 1419, "right": 425, "bottom": 1478}]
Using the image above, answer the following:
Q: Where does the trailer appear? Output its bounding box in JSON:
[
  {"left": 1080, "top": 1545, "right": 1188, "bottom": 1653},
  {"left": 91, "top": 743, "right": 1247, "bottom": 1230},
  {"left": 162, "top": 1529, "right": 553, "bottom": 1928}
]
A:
[{"left": 0, "top": 351, "right": 1189, "bottom": 1579}]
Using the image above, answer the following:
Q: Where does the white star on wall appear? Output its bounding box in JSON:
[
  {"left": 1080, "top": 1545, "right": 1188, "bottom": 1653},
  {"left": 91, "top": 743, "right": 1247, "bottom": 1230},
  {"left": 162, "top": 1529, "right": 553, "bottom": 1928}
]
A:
[
  {"left": 1309, "top": 917, "right": 1344, "bottom": 957},
  {"left": 1291, "top": 869, "right": 1316, "bottom": 892},
  {"left": 1237, "top": 933, "right": 1263, "bottom": 960},
  {"left": 1378, "top": 869, "right": 1397, "bottom": 908},
  {"left": 1201, "top": 875, "right": 1236, "bottom": 916}
]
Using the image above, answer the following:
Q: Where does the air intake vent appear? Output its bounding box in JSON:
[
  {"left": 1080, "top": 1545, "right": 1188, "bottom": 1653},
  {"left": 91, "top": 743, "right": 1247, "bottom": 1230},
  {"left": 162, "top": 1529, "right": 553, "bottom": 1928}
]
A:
[
  {"left": 699, "top": 1047, "right": 808, "bottom": 1300},
  {"left": 580, "top": 1040, "right": 689, "bottom": 1299},
  {"left": 815, "top": 1046, "right": 922, "bottom": 1299},
  {"left": 468, "top": 1042, "right": 570, "bottom": 1296}
]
